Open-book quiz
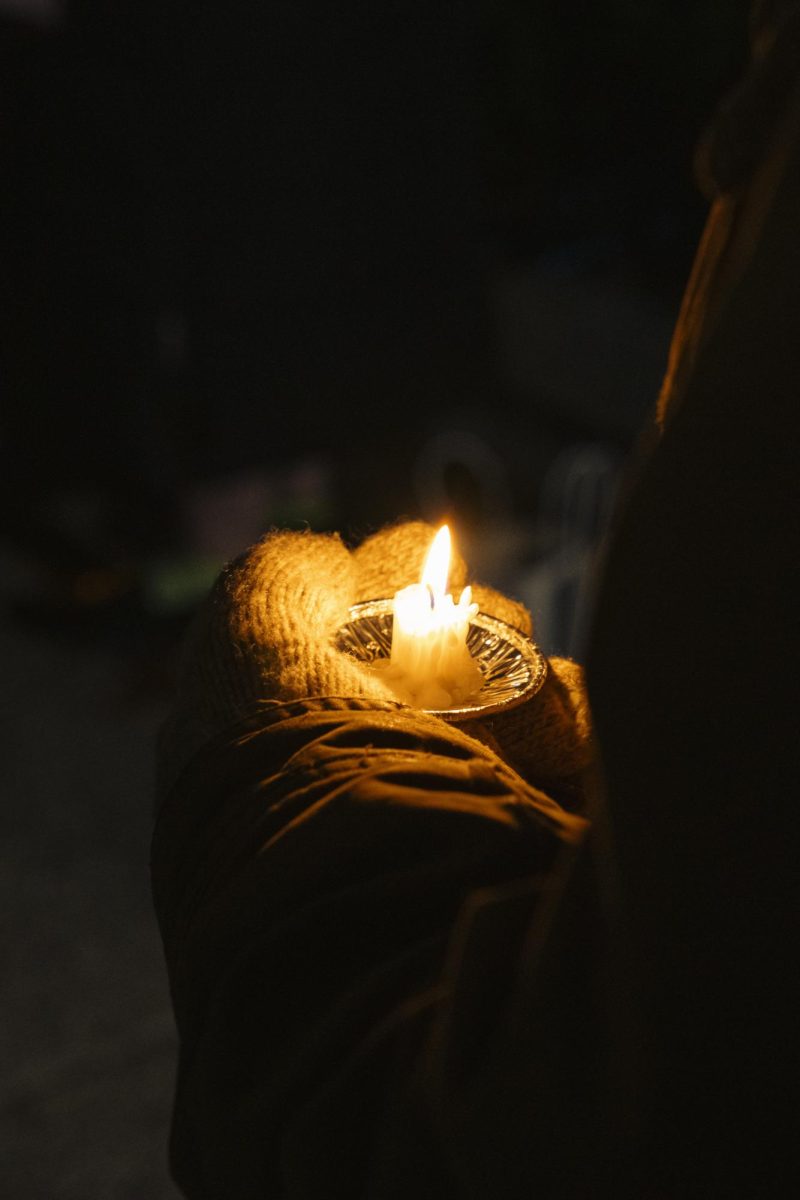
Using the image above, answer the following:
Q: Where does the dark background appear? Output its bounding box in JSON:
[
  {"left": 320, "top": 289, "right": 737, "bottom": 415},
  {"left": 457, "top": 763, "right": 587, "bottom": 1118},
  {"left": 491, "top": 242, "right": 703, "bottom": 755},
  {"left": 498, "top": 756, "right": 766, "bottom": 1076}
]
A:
[{"left": 1, "top": 2, "right": 750, "bottom": 1196}]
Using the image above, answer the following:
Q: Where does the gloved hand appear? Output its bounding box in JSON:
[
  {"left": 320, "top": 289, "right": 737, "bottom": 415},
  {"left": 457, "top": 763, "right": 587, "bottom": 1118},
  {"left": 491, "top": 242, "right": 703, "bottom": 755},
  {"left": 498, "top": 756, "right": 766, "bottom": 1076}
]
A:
[
  {"left": 158, "top": 521, "right": 593, "bottom": 805},
  {"left": 354, "top": 522, "right": 593, "bottom": 805}
]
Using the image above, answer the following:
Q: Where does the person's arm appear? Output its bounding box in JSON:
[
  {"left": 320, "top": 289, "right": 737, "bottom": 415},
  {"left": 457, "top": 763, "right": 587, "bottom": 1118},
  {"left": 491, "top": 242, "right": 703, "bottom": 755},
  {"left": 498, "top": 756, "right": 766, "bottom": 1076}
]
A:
[{"left": 152, "top": 523, "right": 591, "bottom": 1198}]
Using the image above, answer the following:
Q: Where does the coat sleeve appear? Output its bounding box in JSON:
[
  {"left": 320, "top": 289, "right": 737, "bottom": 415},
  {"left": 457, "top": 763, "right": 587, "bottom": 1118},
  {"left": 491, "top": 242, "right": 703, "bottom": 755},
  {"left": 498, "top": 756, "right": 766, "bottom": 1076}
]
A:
[{"left": 151, "top": 696, "right": 586, "bottom": 1199}]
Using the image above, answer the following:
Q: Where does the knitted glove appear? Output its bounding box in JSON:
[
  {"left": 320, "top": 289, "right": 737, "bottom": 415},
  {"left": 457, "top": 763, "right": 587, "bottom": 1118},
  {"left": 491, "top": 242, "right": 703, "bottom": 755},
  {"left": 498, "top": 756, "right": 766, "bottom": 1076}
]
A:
[
  {"left": 159, "top": 521, "right": 592, "bottom": 805},
  {"left": 354, "top": 523, "right": 593, "bottom": 802}
]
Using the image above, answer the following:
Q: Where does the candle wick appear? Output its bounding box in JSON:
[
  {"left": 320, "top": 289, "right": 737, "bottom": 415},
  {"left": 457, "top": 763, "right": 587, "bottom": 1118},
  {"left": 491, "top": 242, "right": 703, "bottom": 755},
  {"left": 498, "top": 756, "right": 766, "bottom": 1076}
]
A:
[{"left": 425, "top": 584, "right": 435, "bottom": 610}]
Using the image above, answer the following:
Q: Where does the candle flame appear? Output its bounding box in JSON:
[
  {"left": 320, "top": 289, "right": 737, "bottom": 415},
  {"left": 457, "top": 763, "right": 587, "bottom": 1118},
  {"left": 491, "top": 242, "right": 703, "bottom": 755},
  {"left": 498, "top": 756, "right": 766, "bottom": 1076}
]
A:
[
  {"left": 421, "top": 525, "right": 450, "bottom": 599},
  {"left": 386, "top": 522, "right": 482, "bottom": 708}
]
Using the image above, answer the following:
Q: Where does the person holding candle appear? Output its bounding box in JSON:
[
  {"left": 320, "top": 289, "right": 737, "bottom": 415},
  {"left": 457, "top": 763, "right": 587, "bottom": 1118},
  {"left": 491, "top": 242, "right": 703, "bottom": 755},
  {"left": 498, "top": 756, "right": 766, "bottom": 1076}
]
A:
[
  {"left": 154, "top": 518, "right": 594, "bottom": 1199},
  {"left": 153, "top": 7, "right": 799, "bottom": 1196}
]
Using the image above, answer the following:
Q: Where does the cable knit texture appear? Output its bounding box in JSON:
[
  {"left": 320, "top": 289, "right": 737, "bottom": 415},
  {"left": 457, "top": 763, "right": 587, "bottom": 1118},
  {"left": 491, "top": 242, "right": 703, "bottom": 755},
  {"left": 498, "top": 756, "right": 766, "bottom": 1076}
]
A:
[{"left": 159, "top": 521, "right": 592, "bottom": 804}]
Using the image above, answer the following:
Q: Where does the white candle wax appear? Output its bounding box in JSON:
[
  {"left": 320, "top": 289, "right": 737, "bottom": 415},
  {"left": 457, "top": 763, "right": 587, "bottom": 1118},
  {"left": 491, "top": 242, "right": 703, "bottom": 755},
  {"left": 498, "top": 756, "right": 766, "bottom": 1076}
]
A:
[{"left": 379, "top": 526, "right": 483, "bottom": 709}]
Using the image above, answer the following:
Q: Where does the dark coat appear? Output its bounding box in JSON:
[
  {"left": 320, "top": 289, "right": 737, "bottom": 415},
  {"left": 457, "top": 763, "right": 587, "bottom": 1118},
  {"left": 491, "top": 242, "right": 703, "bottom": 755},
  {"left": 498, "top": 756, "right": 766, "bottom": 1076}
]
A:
[{"left": 152, "top": 22, "right": 800, "bottom": 1198}]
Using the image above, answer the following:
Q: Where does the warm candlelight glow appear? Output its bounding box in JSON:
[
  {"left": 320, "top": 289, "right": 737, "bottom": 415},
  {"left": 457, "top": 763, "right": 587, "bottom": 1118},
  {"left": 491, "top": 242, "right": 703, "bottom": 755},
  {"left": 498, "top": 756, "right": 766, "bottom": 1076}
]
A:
[
  {"left": 421, "top": 524, "right": 451, "bottom": 601},
  {"left": 375, "top": 524, "right": 483, "bottom": 710}
]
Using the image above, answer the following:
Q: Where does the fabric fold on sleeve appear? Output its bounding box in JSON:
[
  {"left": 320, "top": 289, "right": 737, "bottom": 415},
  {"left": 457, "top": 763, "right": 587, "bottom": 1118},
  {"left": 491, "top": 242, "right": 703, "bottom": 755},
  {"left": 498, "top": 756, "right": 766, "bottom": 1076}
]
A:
[{"left": 151, "top": 696, "right": 585, "bottom": 1199}]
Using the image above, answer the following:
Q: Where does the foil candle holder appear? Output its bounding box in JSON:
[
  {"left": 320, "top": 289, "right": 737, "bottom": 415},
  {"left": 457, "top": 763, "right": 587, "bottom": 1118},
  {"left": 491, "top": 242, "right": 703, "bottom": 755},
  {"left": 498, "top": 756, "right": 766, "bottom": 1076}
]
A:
[{"left": 335, "top": 599, "right": 548, "bottom": 722}]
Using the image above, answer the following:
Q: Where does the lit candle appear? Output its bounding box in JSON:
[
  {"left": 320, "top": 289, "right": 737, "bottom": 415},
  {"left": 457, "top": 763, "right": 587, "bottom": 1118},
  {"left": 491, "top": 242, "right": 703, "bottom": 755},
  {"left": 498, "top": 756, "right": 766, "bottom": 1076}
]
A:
[{"left": 378, "top": 525, "right": 483, "bottom": 709}]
